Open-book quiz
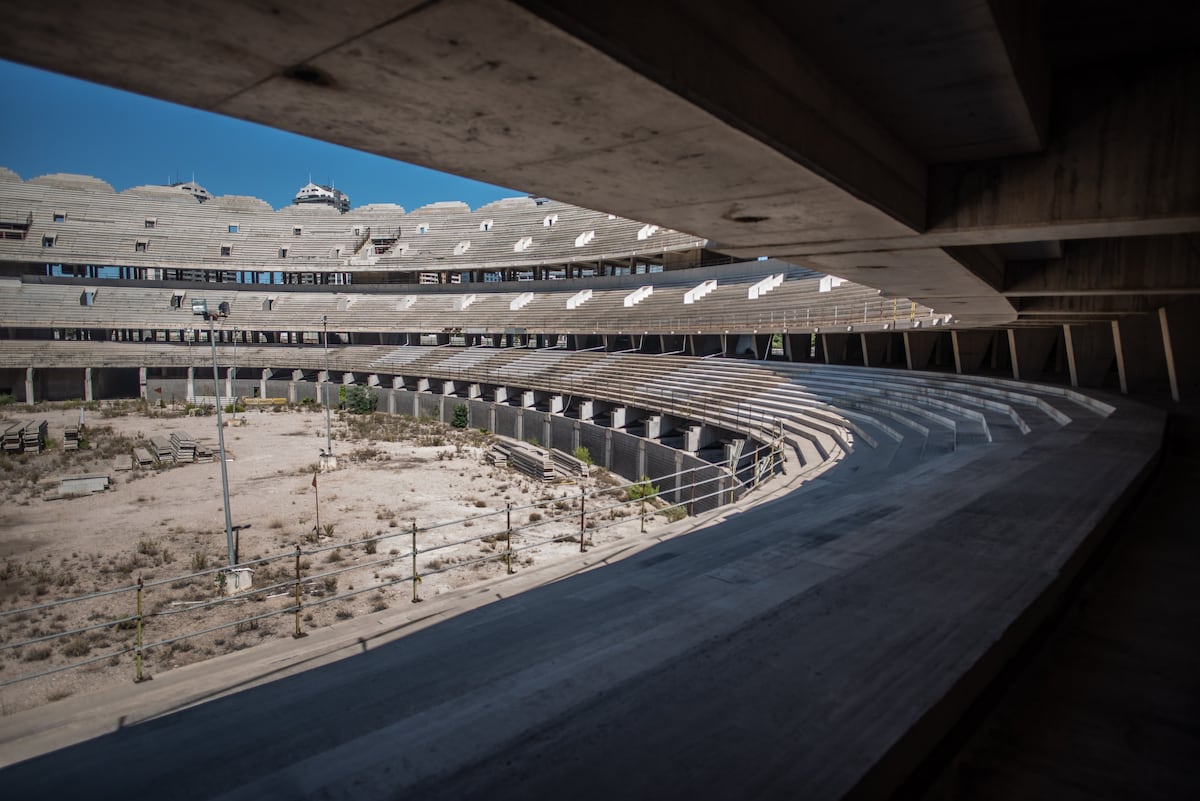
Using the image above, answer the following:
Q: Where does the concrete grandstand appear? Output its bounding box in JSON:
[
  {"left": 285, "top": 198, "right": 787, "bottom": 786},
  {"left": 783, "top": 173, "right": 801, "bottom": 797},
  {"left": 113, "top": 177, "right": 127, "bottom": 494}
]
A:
[{"left": 0, "top": 2, "right": 1197, "bottom": 800}]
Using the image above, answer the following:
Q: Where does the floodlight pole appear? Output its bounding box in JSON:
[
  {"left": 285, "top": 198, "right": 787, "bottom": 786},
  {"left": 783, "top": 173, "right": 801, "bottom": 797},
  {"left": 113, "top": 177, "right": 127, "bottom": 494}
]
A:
[
  {"left": 322, "top": 314, "right": 333, "bottom": 457},
  {"left": 204, "top": 313, "right": 236, "bottom": 568},
  {"left": 230, "top": 326, "right": 239, "bottom": 421}
]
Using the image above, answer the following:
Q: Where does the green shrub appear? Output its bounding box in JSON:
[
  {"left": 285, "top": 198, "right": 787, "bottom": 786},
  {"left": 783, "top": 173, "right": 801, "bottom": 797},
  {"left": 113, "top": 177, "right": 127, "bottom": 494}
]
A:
[
  {"left": 627, "top": 476, "right": 659, "bottom": 502},
  {"left": 452, "top": 403, "right": 469, "bottom": 428},
  {"left": 572, "top": 446, "right": 593, "bottom": 466}
]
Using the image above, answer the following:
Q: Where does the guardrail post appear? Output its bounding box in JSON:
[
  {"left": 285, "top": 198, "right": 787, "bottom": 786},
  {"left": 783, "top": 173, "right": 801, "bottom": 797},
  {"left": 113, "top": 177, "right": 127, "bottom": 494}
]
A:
[
  {"left": 134, "top": 576, "right": 148, "bottom": 683},
  {"left": 579, "top": 488, "right": 587, "bottom": 552},
  {"left": 292, "top": 544, "right": 307, "bottom": 639},
  {"left": 640, "top": 489, "right": 646, "bottom": 533},
  {"left": 411, "top": 520, "right": 423, "bottom": 603},
  {"left": 689, "top": 468, "right": 696, "bottom": 516},
  {"left": 505, "top": 502, "right": 515, "bottom": 574}
]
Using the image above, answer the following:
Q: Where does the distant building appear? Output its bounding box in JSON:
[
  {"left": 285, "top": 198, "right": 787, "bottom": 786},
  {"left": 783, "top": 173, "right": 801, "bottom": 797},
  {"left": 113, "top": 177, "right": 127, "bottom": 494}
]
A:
[
  {"left": 294, "top": 182, "right": 350, "bottom": 213},
  {"left": 171, "top": 181, "right": 212, "bottom": 203}
]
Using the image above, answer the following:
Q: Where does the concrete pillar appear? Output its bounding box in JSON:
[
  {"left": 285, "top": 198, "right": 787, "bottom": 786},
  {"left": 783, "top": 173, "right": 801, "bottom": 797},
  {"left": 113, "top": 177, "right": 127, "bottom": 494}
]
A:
[
  {"left": 84, "top": 367, "right": 94, "bottom": 402},
  {"left": 519, "top": 390, "right": 534, "bottom": 409},
  {"left": 822, "top": 333, "right": 851, "bottom": 364},
  {"left": 861, "top": 333, "right": 888, "bottom": 367},
  {"left": 611, "top": 406, "right": 628, "bottom": 430},
  {"left": 1008, "top": 328, "right": 1059, "bottom": 381},
  {"left": 578, "top": 399, "right": 595, "bottom": 421},
  {"left": 415, "top": 377, "right": 430, "bottom": 393},
  {"left": 367, "top": 374, "right": 380, "bottom": 388},
  {"left": 25, "top": 367, "right": 35, "bottom": 404},
  {"left": 515, "top": 408, "right": 524, "bottom": 441},
  {"left": 542, "top": 414, "right": 552, "bottom": 448},
  {"left": 467, "top": 383, "right": 481, "bottom": 399},
  {"left": 260, "top": 369, "right": 271, "bottom": 398},
  {"left": 442, "top": 380, "right": 455, "bottom": 395},
  {"left": 494, "top": 386, "right": 508, "bottom": 404},
  {"left": 951, "top": 331, "right": 993, "bottom": 374},
  {"left": 292, "top": 369, "right": 304, "bottom": 382},
  {"left": 1113, "top": 314, "right": 1170, "bottom": 394},
  {"left": 1160, "top": 307, "right": 1180, "bottom": 402},
  {"left": 549, "top": 394, "right": 564, "bottom": 414},
  {"left": 637, "top": 439, "right": 647, "bottom": 478},
  {"left": 644, "top": 415, "right": 663, "bottom": 439},
  {"left": 317, "top": 369, "right": 329, "bottom": 384},
  {"left": 138, "top": 367, "right": 147, "bottom": 400},
  {"left": 387, "top": 391, "right": 397, "bottom": 415},
  {"left": 1112, "top": 320, "right": 1128, "bottom": 394},
  {"left": 905, "top": 331, "right": 938, "bottom": 371},
  {"left": 341, "top": 372, "right": 354, "bottom": 385}
]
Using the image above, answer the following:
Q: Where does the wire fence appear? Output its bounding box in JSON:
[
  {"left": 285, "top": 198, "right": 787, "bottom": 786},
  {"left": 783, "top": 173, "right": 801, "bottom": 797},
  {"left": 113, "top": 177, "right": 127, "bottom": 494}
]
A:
[{"left": 0, "top": 438, "right": 783, "bottom": 690}]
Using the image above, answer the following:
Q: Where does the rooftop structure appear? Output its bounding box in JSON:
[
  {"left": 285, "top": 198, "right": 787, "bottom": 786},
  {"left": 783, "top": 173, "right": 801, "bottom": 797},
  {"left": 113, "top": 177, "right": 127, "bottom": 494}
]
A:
[{"left": 293, "top": 181, "right": 349, "bottom": 213}]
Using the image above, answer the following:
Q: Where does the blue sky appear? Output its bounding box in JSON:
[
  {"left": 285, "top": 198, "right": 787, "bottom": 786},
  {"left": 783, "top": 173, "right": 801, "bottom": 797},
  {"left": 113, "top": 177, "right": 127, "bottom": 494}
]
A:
[{"left": 0, "top": 59, "right": 523, "bottom": 211}]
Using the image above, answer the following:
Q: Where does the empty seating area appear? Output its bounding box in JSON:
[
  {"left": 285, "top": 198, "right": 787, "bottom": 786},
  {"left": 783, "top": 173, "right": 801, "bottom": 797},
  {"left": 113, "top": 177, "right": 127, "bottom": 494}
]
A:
[
  {"left": 0, "top": 170, "right": 706, "bottom": 282},
  {"left": 0, "top": 264, "right": 941, "bottom": 340}
]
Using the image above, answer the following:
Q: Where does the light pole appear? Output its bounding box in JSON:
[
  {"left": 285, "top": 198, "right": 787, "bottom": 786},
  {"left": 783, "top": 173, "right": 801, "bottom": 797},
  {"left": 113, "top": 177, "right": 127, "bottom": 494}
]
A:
[
  {"left": 322, "top": 314, "right": 333, "bottom": 458},
  {"left": 192, "top": 299, "right": 236, "bottom": 568},
  {"left": 231, "top": 326, "right": 239, "bottom": 421}
]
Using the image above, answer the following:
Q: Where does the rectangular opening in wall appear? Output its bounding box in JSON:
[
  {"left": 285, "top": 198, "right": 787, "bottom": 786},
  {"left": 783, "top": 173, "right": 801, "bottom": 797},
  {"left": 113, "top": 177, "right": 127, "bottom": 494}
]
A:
[
  {"left": 145, "top": 217, "right": 157, "bottom": 229},
  {"left": 135, "top": 239, "right": 148, "bottom": 253},
  {"left": 170, "top": 290, "right": 185, "bottom": 309},
  {"left": 220, "top": 243, "right": 232, "bottom": 256},
  {"left": 42, "top": 234, "right": 55, "bottom": 247},
  {"left": 293, "top": 226, "right": 302, "bottom": 236},
  {"left": 52, "top": 210, "right": 66, "bottom": 223},
  {"left": 228, "top": 224, "right": 238, "bottom": 234},
  {"left": 79, "top": 289, "right": 96, "bottom": 306},
  {"left": 279, "top": 247, "right": 288, "bottom": 258}
]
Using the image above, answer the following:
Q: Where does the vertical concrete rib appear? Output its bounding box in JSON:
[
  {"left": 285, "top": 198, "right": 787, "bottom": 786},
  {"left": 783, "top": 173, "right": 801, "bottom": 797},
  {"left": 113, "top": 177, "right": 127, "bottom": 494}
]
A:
[
  {"left": 1112, "top": 320, "right": 1128, "bottom": 394},
  {"left": 1063, "top": 324, "right": 1079, "bottom": 387},
  {"left": 1159, "top": 307, "right": 1181, "bottom": 402}
]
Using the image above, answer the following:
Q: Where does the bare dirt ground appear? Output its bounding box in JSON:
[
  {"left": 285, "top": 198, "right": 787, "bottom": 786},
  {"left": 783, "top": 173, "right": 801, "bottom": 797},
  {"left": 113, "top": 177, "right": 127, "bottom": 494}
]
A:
[{"left": 0, "top": 400, "right": 677, "bottom": 716}]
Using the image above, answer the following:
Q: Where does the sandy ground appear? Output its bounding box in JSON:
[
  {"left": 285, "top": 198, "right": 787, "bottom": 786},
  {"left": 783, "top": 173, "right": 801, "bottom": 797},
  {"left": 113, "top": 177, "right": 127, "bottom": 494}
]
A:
[{"left": 0, "top": 401, "right": 675, "bottom": 716}]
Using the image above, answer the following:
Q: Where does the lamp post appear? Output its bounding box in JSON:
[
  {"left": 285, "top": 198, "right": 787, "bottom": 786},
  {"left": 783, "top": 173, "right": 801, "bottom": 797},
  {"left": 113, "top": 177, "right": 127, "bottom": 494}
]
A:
[
  {"left": 322, "top": 314, "right": 333, "bottom": 458},
  {"left": 192, "top": 299, "right": 236, "bottom": 568},
  {"left": 230, "top": 326, "right": 239, "bottom": 421}
]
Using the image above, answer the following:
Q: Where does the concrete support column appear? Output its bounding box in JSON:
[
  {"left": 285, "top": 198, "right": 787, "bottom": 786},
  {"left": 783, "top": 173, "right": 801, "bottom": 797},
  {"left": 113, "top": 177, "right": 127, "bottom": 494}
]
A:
[
  {"left": 1160, "top": 307, "right": 1181, "bottom": 402},
  {"left": 341, "top": 372, "right": 353, "bottom": 385},
  {"left": 467, "top": 383, "right": 481, "bottom": 399},
  {"left": 578, "top": 399, "right": 594, "bottom": 421},
  {"left": 387, "top": 391, "right": 397, "bottom": 415},
  {"left": 367, "top": 374, "right": 380, "bottom": 388},
  {"left": 644, "top": 415, "right": 663, "bottom": 439},
  {"left": 84, "top": 367, "right": 94, "bottom": 402},
  {"left": 138, "top": 367, "right": 147, "bottom": 401},
  {"left": 493, "top": 386, "right": 508, "bottom": 404},
  {"left": 637, "top": 439, "right": 647, "bottom": 479},
  {"left": 549, "top": 394, "right": 564, "bottom": 414},
  {"left": 186, "top": 367, "right": 196, "bottom": 401},
  {"left": 391, "top": 376, "right": 404, "bottom": 390},
  {"left": 519, "top": 390, "right": 534, "bottom": 409},
  {"left": 861, "top": 333, "right": 888, "bottom": 367},
  {"left": 1007, "top": 328, "right": 1059, "bottom": 381},
  {"left": 415, "top": 377, "right": 430, "bottom": 393},
  {"left": 442, "top": 381, "right": 455, "bottom": 396},
  {"left": 1112, "top": 320, "right": 1128, "bottom": 394},
  {"left": 25, "top": 367, "right": 35, "bottom": 404},
  {"left": 611, "top": 406, "right": 628, "bottom": 430},
  {"left": 951, "top": 331, "right": 993, "bottom": 374},
  {"left": 260, "top": 369, "right": 271, "bottom": 399}
]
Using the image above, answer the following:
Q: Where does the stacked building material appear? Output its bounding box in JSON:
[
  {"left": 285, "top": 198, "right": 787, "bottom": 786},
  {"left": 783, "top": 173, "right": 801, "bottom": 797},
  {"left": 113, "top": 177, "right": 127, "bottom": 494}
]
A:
[
  {"left": 22, "top": 420, "right": 47, "bottom": 453},
  {"left": 133, "top": 447, "right": 155, "bottom": 468},
  {"left": 148, "top": 436, "right": 173, "bottom": 463},
  {"left": 485, "top": 445, "right": 509, "bottom": 468},
  {"left": 491, "top": 439, "right": 554, "bottom": 481},
  {"left": 169, "top": 431, "right": 197, "bottom": 463},
  {"left": 194, "top": 442, "right": 215, "bottom": 463},
  {"left": 550, "top": 448, "right": 589, "bottom": 478},
  {"left": 113, "top": 454, "right": 134, "bottom": 472},
  {"left": 63, "top": 426, "right": 81, "bottom": 451},
  {"left": 2, "top": 421, "right": 24, "bottom": 452}
]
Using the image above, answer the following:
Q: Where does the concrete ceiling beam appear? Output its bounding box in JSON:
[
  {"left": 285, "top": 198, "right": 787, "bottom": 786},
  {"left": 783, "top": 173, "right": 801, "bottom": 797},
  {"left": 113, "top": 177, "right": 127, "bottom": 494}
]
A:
[{"left": 1004, "top": 235, "right": 1200, "bottom": 296}]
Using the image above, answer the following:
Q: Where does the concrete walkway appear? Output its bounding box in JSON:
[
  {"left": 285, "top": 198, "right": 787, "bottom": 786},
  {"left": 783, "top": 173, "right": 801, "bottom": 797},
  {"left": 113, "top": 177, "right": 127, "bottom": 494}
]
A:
[{"left": 0, "top": 399, "right": 1164, "bottom": 800}]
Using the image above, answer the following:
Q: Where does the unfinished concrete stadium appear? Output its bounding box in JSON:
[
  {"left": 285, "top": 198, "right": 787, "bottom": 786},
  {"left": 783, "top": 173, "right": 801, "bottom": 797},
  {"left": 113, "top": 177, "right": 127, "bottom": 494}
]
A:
[{"left": 0, "top": 1, "right": 1197, "bottom": 799}]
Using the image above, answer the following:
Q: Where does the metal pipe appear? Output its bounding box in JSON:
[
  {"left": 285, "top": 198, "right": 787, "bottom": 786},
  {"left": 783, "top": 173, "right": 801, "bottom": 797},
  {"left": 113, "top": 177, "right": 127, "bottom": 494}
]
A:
[{"left": 208, "top": 315, "right": 236, "bottom": 568}]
